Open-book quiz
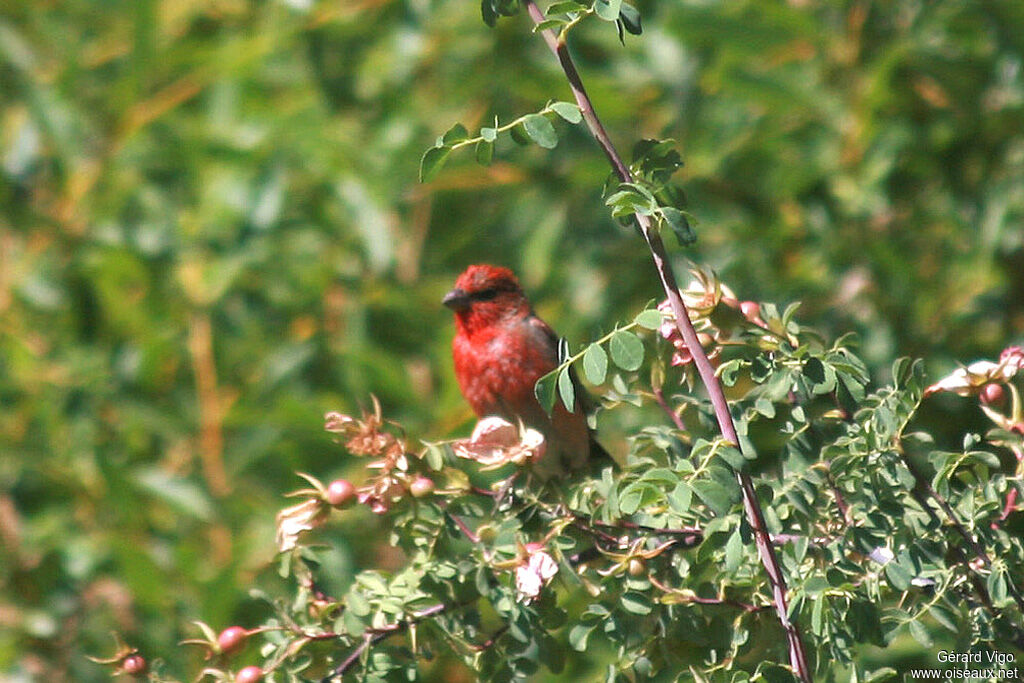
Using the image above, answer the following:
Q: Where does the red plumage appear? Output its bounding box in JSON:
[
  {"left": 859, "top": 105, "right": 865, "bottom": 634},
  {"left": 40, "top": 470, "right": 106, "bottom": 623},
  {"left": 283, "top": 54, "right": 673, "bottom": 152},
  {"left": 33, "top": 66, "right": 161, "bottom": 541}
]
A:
[{"left": 444, "top": 264, "right": 605, "bottom": 478}]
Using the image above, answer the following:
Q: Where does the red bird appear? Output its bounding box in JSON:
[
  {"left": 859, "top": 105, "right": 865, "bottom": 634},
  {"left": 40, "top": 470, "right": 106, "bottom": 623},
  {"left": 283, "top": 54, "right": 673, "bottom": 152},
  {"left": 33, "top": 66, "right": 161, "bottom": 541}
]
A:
[{"left": 443, "top": 264, "right": 609, "bottom": 478}]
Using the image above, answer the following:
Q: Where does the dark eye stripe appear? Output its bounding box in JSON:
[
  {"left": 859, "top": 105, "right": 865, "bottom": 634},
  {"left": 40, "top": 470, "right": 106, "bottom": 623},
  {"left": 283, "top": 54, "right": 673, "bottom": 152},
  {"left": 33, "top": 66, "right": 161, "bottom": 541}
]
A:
[{"left": 471, "top": 288, "right": 499, "bottom": 302}]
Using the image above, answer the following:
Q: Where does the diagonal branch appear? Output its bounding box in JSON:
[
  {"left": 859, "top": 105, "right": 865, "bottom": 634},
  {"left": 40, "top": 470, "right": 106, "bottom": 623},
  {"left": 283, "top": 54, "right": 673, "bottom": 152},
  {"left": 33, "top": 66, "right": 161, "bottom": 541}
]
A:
[{"left": 520, "top": 3, "right": 812, "bottom": 680}]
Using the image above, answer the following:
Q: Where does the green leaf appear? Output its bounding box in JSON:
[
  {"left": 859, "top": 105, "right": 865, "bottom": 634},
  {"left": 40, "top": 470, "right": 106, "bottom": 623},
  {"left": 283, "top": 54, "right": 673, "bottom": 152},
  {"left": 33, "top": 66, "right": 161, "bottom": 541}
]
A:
[
  {"left": 609, "top": 330, "right": 644, "bottom": 371},
  {"left": 668, "top": 481, "right": 692, "bottom": 514},
  {"left": 522, "top": 113, "right": 558, "bottom": 149},
  {"left": 357, "top": 573, "right": 388, "bottom": 593},
  {"left": 550, "top": 101, "right": 582, "bottom": 123},
  {"left": 475, "top": 139, "right": 494, "bottom": 166},
  {"left": 928, "top": 604, "right": 958, "bottom": 633},
  {"left": 342, "top": 607, "right": 366, "bottom": 637},
  {"left": 864, "top": 668, "right": 898, "bottom": 683},
  {"left": 754, "top": 397, "right": 776, "bottom": 418},
  {"left": 481, "top": 0, "right": 498, "bottom": 26},
  {"left": 803, "top": 576, "right": 830, "bottom": 597},
  {"left": 884, "top": 560, "right": 913, "bottom": 591},
  {"left": 535, "top": 369, "right": 559, "bottom": 416},
  {"left": 634, "top": 308, "right": 663, "bottom": 330},
  {"left": 660, "top": 207, "right": 696, "bottom": 245},
  {"left": 557, "top": 367, "right": 576, "bottom": 412},
  {"left": 582, "top": 343, "right": 608, "bottom": 385},
  {"left": 620, "top": 591, "right": 652, "bottom": 615},
  {"left": 606, "top": 182, "right": 657, "bottom": 217},
  {"left": 618, "top": 2, "right": 642, "bottom": 35},
  {"left": 546, "top": 0, "right": 587, "bottom": 14},
  {"left": 716, "top": 444, "right": 746, "bottom": 471},
  {"left": 593, "top": 0, "right": 623, "bottom": 21},
  {"left": 423, "top": 442, "right": 446, "bottom": 471},
  {"left": 617, "top": 484, "right": 647, "bottom": 515},
  {"left": 724, "top": 529, "right": 742, "bottom": 571},
  {"left": 480, "top": 126, "right": 497, "bottom": 142},
  {"left": 804, "top": 357, "right": 837, "bottom": 395},
  {"left": 510, "top": 121, "right": 532, "bottom": 146},
  {"left": 718, "top": 359, "right": 742, "bottom": 386},
  {"left": 568, "top": 623, "right": 596, "bottom": 651},
  {"left": 907, "top": 619, "right": 933, "bottom": 648},
  {"left": 988, "top": 567, "right": 1009, "bottom": 606},
  {"left": 533, "top": 18, "right": 566, "bottom": 33},
  {"left": 441, "top": 123, "right": 468, "bottom": 145},
  {"left": 346, "top": 590, "right": 371, "bottom": 617},
  {"left": 811, "top": 594, "right": 825, "bottom": 635},
  {"left": 420, "top": 145, "right": 451, "bottom": 182},
  {"left": 692, "top": 479, "right": 734, "bottom": 517}
]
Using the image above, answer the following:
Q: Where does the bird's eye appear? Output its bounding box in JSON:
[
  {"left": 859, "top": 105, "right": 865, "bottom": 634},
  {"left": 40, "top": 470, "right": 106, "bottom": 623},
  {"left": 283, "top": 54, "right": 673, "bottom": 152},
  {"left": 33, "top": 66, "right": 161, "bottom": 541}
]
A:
[{"left": 472, "top": 288, "right": 499, "bottom": 302}]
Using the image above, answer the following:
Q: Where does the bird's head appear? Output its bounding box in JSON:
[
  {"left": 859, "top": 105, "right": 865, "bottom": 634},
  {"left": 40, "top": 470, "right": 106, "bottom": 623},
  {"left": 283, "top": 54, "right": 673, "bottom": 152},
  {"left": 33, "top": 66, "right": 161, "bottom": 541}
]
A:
[{"left": 443, "top": 264, "right": 531, "bottom": 334}]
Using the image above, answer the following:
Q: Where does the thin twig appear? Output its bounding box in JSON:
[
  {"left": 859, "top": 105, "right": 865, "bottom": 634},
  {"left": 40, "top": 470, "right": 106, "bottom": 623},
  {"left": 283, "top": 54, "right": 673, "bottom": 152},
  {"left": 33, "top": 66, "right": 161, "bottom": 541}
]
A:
[
  {"left": 591, "top": 519, "right": 703, "bottom": 546},
  {"left": 448, "top": 513, "right": 480, "bottom": 543},
  {"left": 653, "top": 385, "right": 687, "bottom": 431},
  {"left": 325, "top": 604, "right": 449, "bottom": 681},
  {"left": 328, "top": 633, "right": 375, "bottom": 680},
  {"left": 648, "top": 574, "right": 765, "bottom": 613},
  {"left": 467, "top": 625, "right": 510, "bottom": 651},
  {"left": 520, "top": 3, "right": 812, "bottom": 680}
]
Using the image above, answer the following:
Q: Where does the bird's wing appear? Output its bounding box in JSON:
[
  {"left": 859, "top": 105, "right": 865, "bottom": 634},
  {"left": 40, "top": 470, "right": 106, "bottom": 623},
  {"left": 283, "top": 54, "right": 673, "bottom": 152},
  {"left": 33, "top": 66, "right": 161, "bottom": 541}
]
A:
[{"left": 525, "top": 313, "right": 560, "bottom": 365}]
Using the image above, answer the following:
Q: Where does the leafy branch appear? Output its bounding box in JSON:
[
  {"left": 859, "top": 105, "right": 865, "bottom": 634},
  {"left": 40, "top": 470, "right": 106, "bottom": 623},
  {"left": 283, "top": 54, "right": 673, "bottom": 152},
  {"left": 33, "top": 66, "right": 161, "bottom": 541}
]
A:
[
  {"left": 419, "top": 101, "right": 583, "bottom": 182},
  {"left": 534, "top": 306, "right": 662, "bottom": 414},
  {"left": 519, "top": 1, "right": 814, "bottom": 679}
]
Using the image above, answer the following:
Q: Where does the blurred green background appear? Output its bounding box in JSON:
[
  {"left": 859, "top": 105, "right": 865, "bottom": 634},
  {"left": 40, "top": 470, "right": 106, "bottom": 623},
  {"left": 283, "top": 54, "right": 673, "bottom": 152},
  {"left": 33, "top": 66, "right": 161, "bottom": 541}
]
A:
[{"left": 2, "top": 0, "right": 1023, "bottom": 679}]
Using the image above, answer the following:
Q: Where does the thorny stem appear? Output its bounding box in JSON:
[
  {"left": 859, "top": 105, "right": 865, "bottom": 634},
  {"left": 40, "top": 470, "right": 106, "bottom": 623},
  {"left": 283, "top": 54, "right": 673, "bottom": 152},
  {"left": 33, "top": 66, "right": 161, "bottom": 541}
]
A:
[{"left": 521, "top": 2, "right": 813, "bottom": 680}]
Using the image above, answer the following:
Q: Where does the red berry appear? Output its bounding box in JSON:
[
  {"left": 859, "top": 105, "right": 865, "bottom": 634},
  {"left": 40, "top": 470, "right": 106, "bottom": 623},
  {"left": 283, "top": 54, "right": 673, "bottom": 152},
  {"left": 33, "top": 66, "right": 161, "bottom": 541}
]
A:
[
  {"left": 218, "top": 626, "right": 248, "bottom": 655},
  {"left": 325, "top": 479, "right": 356, "bottom": 507},
  {"left": 236, "top": 666, "right": 263, "bottom": 683},
  {"left": 980, "top": 383, "right": 1005, "bottom": 406},
  {"left": 409, "top": 476, "right": 435, "bottom": 498},
  {"left": 122, "top": 655, "right": 148, "bottom": 677},
  {"left": 739, "top": 301, "right": 761, "bottom": 321}
]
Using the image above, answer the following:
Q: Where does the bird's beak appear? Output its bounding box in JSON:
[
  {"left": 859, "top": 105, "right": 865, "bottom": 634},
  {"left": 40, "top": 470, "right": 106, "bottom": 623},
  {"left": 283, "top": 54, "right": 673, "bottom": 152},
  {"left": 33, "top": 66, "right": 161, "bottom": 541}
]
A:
[{"left": 442, "top": 288, "right": 470, "bottom": 311}]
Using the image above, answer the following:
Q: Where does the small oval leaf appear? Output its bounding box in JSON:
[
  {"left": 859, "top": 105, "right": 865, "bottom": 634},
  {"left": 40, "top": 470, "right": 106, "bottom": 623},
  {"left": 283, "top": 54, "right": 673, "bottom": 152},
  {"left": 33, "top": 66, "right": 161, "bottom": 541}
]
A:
[
  {"left": 441, "top": 123, "right": 468, "bottom": 145},
  {"left": 660, "top": 206, "right": 696, "bottom": 245},
  {"left": 522, "top": 113, "right": 558, "bottom": 149},
  {"left": 557, "top": 367, "right": 576, "bottom": 413},
  {"left": 546, "top": 0, "right": 587, "bottom": 15},
  {"left": 634, "top": 308, "right": 663, "bottom": 330},
  {"left": 475, "top": 139, "right": 494, "bottom": 166},
  {"left": 582, "top": 343, "right": 608, "bottom": 385},
  {"left": 594, "top": 0, "right": 623, "bottom": 21},
  {"left": 619, "top": 2, "right": 642, "bottom": 34},
  {"left": 550, "top": 101, "right": 582, "bottom": 123},
  {"left": 420, "top": 146, "right": 451, "bottom": 182},
  {"left": 609, "top": 330, "right": 644, "bottom": 371},
  {"left": 534, "top": 370, "right": 559, "bottom": 416}
]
